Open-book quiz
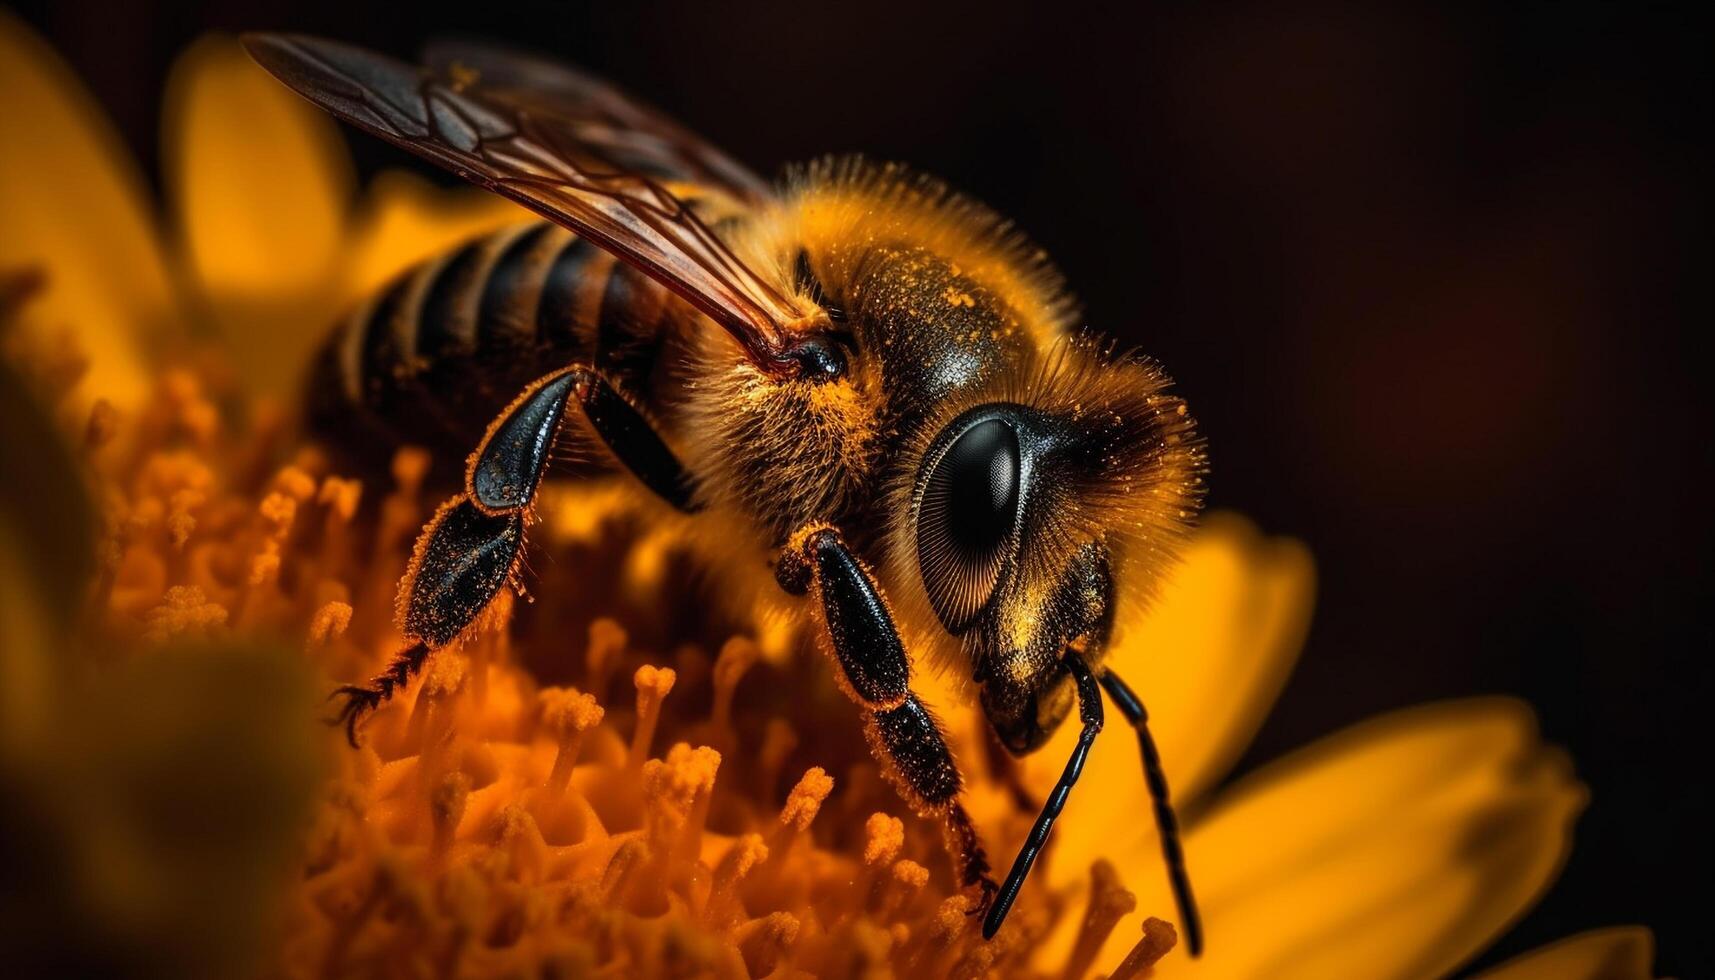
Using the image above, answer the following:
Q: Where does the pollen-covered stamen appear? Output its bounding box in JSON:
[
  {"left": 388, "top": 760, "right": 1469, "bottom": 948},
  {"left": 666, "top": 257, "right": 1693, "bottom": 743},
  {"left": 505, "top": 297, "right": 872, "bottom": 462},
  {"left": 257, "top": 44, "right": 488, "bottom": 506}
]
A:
[
  {"left": 318, "top": 470, "right": 360, "bottom": 545},
  {"left": 704, "top": 833, "right": 768, "bottom": 928},
  {"left": 776, "top": 766, "right": 834, "bottom": 837},
  {"left": 255, "top": 487, "right": 302, "bottom": 566},
  {"left": 665, "top": 743, "right": 723, "bottom": 864},
  {"left": 878, "top": 858, "right": 929, "bottom": 923},
  {"left": 637, "top": 741, "right": 722, "bottom": 916},
  {"left": 864, "top": 811, "right": 906, "bottom": 867},
  {"left": 496, "top": 804, "right": 549, "bottom": 884},
  {"left": 737, "top": 911, "right": 801, "bottom": 976},
  {"left": 627, "top": 664, "right": 677, "bottom": 770},
  {"left": 751, "top": 766, "right": 834, "bottom": 904},
  {"left": 238, "top": 488, "right": 293, "bottom": 629},
  {"left": 141, "top": 584, "right": 228, "bottom": 643},
  {"left": 1061, "top": 859, "right": 1139, "bottom": 980},
  {"left": 307, "top": 600, "right": 353, "bottom": 650},
  {"left": 319, "top": 474, "right": 362, "bottom": 524},
  {"left": 405, "top": 653, "right": 465, "bottom": 754},
  {"left": 860, "top": 812, "right": 906, "bottom": 912},
  {"left": 901, "top": 894, "right": 982, "bottom": 977},
  {"left": 540, "top": 686, "right": 604, "bottom": 795},
  {"left": 1109, "top": 917, "right": 1180, "bottom": 980}
]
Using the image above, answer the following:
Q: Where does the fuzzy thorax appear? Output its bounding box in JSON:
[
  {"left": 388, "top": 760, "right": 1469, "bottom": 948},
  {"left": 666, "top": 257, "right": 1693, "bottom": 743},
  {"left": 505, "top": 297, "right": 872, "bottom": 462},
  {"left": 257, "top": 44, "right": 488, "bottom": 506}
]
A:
[{"left": 678, "top": 160, "right": 1204, "bottom": 703}]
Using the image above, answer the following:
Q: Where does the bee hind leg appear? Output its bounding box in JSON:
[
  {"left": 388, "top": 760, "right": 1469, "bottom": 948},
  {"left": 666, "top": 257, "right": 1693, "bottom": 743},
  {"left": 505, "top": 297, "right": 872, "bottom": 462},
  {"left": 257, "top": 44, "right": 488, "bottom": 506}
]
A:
[
  {"left": 778, "top": 525, "right": 1000, "bottom": 913},
  {"left": 333, "top": 497, "right": 523, "bottom": 742},
  {"left": 469, "top": 366, "right": 701, "bottom": 515},
  {"left": 335, "top": 364, "right": 699, "bottom": 744}
]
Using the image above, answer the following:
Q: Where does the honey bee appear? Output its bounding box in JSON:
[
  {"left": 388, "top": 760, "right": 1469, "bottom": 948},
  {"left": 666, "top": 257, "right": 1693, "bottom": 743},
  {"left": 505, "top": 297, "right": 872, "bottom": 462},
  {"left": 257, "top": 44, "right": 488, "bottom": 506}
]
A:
[{"left": 247, "top": 34, "right": 1206, "bottom": 950}]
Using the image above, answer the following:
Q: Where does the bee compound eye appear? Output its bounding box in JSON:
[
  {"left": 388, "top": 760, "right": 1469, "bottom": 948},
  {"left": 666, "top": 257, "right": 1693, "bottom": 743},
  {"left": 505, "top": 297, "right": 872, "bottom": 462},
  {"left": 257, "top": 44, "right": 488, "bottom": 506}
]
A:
[
  {"left": 916, "top": 417, "right": 1022, "bottom": 632},
  {"left": 787, "top": 336, "right": 846, "bottom": 382}
]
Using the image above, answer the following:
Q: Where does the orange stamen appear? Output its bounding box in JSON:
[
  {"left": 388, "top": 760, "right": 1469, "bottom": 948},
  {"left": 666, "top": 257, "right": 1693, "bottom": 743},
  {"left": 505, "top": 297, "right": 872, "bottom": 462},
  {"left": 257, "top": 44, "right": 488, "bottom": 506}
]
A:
[{"left": 627, "top": 663, "right": 676, "bottom": 770}]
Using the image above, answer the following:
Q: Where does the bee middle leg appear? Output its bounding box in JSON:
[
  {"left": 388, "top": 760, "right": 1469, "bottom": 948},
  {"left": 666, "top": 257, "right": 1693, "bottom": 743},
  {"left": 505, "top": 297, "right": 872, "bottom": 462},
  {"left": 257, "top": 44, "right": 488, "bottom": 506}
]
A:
[
  {"left": 334, "top": 364, "right": 697, "bottom": 744},
  {"left": 777, "top": 525, "right": 1000, "bottom": 909}
]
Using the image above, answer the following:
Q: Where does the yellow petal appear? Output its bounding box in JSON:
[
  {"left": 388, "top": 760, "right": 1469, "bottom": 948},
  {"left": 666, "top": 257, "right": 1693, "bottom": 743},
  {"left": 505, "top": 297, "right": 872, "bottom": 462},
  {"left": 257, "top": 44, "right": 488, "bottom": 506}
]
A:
[
  {"left": 0, "top": 11, "right": 176, "bottom": 410},
  {"left": 1045, "top": 698, "right": 1585, "bottom": 979},
  {"left": 341, "top": 168, "right": 527, "bottom": 302},
  {"left": 162, "top": 33, "right": 354, "bottom": 396},
  {"left": 1471, "top": 927, "right": 1656, "bottom": 980},
  {"left": 1010, "top": 514, "right": 1311, "bottom": 875},
  {"left": 1099, "top": 513, "right": 1313, "bottom": 805}
]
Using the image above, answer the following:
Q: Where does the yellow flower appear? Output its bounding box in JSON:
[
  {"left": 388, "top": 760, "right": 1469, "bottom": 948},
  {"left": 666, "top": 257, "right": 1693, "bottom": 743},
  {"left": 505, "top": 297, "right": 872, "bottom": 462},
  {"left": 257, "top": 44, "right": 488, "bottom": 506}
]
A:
[{"left": 0, "top": 17, "right": 1660, "bottom": 979}]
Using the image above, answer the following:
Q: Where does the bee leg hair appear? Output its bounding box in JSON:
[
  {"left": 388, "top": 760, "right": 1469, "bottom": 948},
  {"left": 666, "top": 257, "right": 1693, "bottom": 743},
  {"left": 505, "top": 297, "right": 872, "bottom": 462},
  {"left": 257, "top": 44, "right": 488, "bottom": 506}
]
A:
[{"left": 333, "top": 364, "right": 699, "bottom": 742}]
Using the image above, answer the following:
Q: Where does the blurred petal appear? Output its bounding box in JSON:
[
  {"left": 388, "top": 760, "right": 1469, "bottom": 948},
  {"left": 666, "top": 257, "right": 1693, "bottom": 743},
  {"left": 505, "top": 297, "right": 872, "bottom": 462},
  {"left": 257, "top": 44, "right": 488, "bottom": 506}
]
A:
[
  {"left": 9, "top": 646, "right": 325, "bottom": 976},
  {"left": 1016, "top": 513, "right": 1312, "bottom": 886},
  {"left": 0, "top": 360, "right": 94, "bottom": 746},
  {"left": 1089, "top": 513, "right": 1311, "bottom": 805},
  {"left": 342, "top": 168, "right": 526, "bottom": 301},
  {"left": 0, "top": 523, "right": 57, "bottom": 748},
  {"left": 0, "top": 11, "right": 175, "bottom": 409},
  {"left": 1042, "top": 699, "right": 1585, "bottom": 978},
  {"left": 162, "top": 34, "right": 353, "bottom": 395},
  {"left": 1472, "top": 927, "right": 1656, "bottom": 980}
]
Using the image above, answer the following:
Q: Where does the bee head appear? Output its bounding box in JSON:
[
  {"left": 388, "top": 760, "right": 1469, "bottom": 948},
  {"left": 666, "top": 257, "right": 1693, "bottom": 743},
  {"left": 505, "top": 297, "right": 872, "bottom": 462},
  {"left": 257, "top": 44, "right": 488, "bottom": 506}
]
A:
[{"left": 904, "top": 341, "right": 1204, "bottom": 754}]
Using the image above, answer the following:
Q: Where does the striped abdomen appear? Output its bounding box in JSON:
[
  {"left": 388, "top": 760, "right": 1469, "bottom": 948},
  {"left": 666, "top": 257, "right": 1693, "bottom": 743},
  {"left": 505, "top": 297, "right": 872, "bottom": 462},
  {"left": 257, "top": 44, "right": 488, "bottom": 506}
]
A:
[{"left": 305, "top": 220, "right": 677, "bottom": 477}]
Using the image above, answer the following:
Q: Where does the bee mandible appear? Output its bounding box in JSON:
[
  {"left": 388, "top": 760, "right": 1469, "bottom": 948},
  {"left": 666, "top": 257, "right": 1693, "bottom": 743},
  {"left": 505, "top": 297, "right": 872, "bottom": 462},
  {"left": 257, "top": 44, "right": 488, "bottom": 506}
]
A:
[{"left": 246, "top": 33, "right": 1205, "bottom": 951}]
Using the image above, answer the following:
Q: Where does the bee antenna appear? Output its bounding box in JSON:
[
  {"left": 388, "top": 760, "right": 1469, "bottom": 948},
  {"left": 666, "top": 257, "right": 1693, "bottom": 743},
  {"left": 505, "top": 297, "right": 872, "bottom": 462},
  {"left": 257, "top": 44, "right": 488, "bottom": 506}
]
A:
[{"left": 1099, "top": 667, "right": 1204, "bottom": 957}]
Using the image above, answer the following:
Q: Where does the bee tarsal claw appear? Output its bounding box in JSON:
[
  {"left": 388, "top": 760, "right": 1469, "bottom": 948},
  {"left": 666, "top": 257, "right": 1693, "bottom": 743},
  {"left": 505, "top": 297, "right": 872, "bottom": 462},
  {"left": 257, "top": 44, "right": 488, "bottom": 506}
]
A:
[
  {"left": 328, "top": 685, "right": 383, "bottom": 747},
  {"left": 326, "top": 642, "right": 432, "bottom": 748}
]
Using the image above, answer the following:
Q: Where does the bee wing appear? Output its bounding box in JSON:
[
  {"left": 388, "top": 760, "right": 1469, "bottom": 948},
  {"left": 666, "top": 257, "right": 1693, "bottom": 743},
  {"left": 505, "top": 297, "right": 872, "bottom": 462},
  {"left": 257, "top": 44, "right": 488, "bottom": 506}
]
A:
[
  {"left": 243, "top": 33, "right": 817, "bottom": 373},
  {"left": 420, "top": 38, "right": 773, "bottom": 206}
]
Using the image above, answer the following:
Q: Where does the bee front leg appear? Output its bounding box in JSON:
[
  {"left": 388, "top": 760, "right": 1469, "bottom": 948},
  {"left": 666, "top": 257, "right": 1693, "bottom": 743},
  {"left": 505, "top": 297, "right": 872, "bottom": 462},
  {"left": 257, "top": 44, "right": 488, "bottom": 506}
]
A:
[
  {"left": 336, "top": 365, "right": 698, "bottom": 744},
  {"left": 777, "top": 525, "right": 1000, "bottom": 911}
]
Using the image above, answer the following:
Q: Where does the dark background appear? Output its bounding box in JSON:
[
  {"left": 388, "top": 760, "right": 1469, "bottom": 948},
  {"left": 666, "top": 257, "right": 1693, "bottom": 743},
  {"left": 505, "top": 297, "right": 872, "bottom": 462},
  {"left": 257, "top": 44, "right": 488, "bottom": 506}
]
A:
[{"left": 15, "top": 1, "right": 1709, "bottom": 974}]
